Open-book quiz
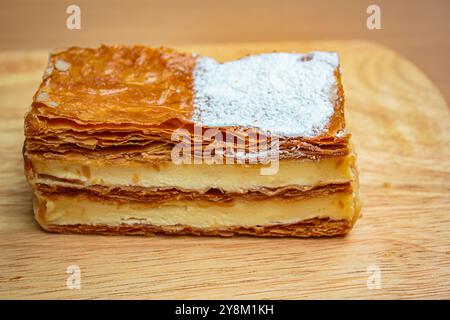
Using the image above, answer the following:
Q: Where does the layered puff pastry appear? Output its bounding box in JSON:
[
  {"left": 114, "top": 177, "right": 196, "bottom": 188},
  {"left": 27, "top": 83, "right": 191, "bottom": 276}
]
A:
[{"left": 23, "top": 45, "right": 360, "bottom": 237}]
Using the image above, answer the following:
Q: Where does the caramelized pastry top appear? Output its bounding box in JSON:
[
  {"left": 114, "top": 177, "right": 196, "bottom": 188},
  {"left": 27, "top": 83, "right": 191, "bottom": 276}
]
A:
[{"left": 32, "top": 45, "right": 196, "bottom": 125}]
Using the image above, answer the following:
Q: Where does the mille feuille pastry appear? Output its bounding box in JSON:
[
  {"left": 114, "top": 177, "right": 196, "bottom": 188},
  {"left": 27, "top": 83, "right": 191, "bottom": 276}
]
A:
[{"left": 23, "top": 45, "right": 360, "bottom": 237}]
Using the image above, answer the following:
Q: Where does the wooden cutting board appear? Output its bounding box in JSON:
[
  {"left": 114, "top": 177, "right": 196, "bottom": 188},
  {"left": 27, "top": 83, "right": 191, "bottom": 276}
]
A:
[{"left": 0, "top": 41, "right": 449, "bottom": 299}]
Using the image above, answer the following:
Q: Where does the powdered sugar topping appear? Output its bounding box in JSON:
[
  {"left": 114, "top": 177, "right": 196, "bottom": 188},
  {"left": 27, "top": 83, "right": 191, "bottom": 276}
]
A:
[
  {"left": 55, "top": 59, "right": 71, "bottom": 72},
  {"left": 193, "top": 52, "right": 339, "bottom": 137}
]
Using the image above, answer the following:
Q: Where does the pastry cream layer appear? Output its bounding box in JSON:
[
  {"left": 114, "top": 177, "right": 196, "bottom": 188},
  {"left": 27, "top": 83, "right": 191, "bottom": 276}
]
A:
[
  {"left": 32, "top": 155, "right": 355, "bottom": 192},
  {"left": 36, "top": 192, "right": 357, "bottom": 228}
]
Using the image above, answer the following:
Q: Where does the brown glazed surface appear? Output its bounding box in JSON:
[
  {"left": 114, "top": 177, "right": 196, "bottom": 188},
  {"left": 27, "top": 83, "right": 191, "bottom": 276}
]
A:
[{"left": 30, "top": 45, "right": 197, "bottom": 125}]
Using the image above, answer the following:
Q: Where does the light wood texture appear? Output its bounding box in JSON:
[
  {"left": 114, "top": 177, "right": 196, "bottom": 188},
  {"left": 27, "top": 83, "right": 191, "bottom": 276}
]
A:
[{"left": 0, "top": 41, "right": 449, "bottom": 299}]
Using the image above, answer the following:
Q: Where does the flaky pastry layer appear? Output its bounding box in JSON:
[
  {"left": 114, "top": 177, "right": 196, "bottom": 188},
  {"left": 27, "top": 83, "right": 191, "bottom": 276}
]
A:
[
  {"left": 24, "top": 45, "right": 349, "bottom": 162},
  {"left": 44, "top": 218, "right": 353, "bottom": 237},
  {"left": 35, "top": 182, "right": 351, "bottom": 205}
]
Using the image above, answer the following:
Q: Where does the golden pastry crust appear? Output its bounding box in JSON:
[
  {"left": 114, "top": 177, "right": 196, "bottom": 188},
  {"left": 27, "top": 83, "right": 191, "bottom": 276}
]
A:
[
  {"left": 42, "top": 218, "right": 354, "bottom": 237},
  {"left": 24, "top": 45, "right": 349, "bottom": 162},
  {"left": 30, "top": 45, "right": 196, "bottom": 126}
]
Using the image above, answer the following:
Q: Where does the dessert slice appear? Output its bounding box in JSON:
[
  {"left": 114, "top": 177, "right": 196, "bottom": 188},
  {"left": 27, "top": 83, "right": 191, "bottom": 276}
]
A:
[{"left": 24, "top": 45, "right": 360, "bottom": 237}]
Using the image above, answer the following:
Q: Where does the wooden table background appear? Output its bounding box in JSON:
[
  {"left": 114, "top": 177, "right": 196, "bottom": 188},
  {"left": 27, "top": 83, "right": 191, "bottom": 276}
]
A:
[{"left": 0, "top": 1, "right": 449, "bottom": 300}]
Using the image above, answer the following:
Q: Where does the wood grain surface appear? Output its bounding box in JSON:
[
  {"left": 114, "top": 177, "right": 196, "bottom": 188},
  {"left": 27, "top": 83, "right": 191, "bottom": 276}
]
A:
[{"left": 0, "top": 41, "right": 449, "bottom": 299}]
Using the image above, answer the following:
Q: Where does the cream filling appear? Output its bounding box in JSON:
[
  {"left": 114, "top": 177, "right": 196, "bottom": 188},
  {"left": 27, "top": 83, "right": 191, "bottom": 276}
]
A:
[
  {"left": 36, "top": 192, "right": 356, "bottom": 228},
  {"left": 31, "top": 155, "right": 355, "bottom": 192}
]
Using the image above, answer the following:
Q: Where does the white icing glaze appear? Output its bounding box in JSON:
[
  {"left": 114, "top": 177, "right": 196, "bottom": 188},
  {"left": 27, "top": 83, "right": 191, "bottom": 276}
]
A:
[{"left": 193, "top": 52, "right": 339, "bottom": 137}]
